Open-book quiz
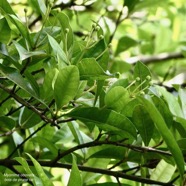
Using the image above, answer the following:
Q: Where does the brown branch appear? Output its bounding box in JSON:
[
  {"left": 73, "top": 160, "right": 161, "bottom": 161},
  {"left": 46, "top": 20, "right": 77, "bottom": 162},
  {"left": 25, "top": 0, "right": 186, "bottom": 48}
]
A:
[
  {"left": 126, "top": 52, "right": 184, "bottom": 64},
  {"left": 52, "top": 140, "right": 171, "bottom": 164},
  {"left": 0, "top": 159, "right": 172, "bottom": 185}
]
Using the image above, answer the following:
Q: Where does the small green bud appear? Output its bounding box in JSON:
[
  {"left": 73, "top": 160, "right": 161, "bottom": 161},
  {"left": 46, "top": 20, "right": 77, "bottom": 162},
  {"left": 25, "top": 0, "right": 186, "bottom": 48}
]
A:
[
  {"left": 108, "top": 43, "right": 112, "bottom": 48},
  {"left": 65, "top": 28, "right": 69, "bottom": 34},
  {"left": 140, "top": 91, "right": 145, "bottom": 95},
  {"left": 136, "top": 77, "right": 141, "bottom": 82},
  {"left": 92, "top": 23, "right": 96, "bottom": 29},
  {"left": 24, "top": 8, "right": 28, "bottom": 13},
  {"left": 95, "top": 26, "right": 100, "bottom": 31},
  {"left": 99, "top": 35, "right": 104, "bottom": 40},
  {"left": 115, "top": 72, "right": 120, "bottom": 78},
  {"left": 146, "top": 75, "right": 151, "bottom": 81},
  {"left": 149, "top": 81, "right": 153, "bottom": 86}
]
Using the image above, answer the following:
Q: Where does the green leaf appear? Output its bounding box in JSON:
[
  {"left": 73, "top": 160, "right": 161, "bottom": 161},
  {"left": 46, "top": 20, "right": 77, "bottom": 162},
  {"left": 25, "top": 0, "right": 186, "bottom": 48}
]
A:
[
  {"left": 13, "top": 42, "right": 46, "bottom": 61},
  {"left": 14, "top": 157, "right": 39, "bottom": 186},
  {"left": 150, "top": 159, "right": 176, "bottom": 182},
  {"left": 156, "top": 86, "right": 184, "bottom": 118},
  {"left": 124, "top": 0, "right": 140, "bottom": 13},
  {"left": 47, "top": 34, "right": 68, "bottom": 68},
  {"left": 134, "top": 61, "right": 151, "bottom": 91},
  {"left": 178, "top": 88, "right": 186, "bottom": 118},
  {"left": 40, "top": 68, "right": 58, "bottom": 102},
  {"left": 26, "top": 153, "right": 54, "bottom": 186},
  {"left": 138, "top": 97, "right": 184, "bottom": 177},
  {"left": 31, "top": 136, "right": 58, "bottom": 156},
  {"left": 54, "top": 66, "right": 79, "bottom": 109},
  {"left": 0, "top": 65, "right": 38, "bottom": 97},
  {"left": 77, "top": 58, "right": 112, "bottom": 80},
  {"left": 89, "top": 146, "right": 126, "bottom": 160},
  {"left": 0, "top": 116, "right": 15, "bottom": 130},
  {"left": 132, "top": 105, "right": 154, "bottom": 146},
  {"left": 31, "top": 0, "right": 47, "bottom": 17},
  {"left": 19, "top": 107, "right": 41, "bottom": 129},
  {"left": 8, "top": 14, "right": 32, "bottom": 46},
  {"left": 67, "top": 107, "right": 137, "bottom": 138},
  {"left": 0, "top": 18, "right": 11, "bottom": 44},
  {"left": 115, "top": 36, "right": 138, "bottom": 56},
  {"left": 0, "top": 0, "right": 15, "bottom": 15},
  {"left": 105, "top": 86, "right": 130, "bottom": 112},
  {"left": 67, "top": 156, "right": 82, "bottom": 186}
]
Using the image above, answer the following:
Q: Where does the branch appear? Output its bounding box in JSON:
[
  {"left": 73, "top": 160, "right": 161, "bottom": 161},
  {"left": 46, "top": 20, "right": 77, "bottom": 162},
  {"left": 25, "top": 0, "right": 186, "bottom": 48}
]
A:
[
  {"left": 0, "top": 159, "right": 172, "bottom": 185},
  {"left": 52, "top": 140, "right": 171, "bottom": 164},
  {"left": 126, "top": 52, "right": 184, "bottom": 64}
]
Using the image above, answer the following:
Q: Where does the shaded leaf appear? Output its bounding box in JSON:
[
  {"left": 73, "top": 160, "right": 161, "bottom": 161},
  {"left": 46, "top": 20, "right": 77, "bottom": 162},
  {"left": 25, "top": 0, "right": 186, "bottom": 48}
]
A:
[
  {"left": 67, "top": 107, "right": 137, "bottom": 138},
  {"left": 0, "top": 18, "right": 11, "bottom": 44},
  {"left": 115, "top": 36, "right": 138, "bottom": 56},
  {"left": 156, "top": 86, "right": 184, "bottom": 118},
  {"left": 8, "top": 14, "right": 32, "bottom": 46},
  {"left": 133, "top": 105, "right": 154, "bottom": 146},
  {"left": 47, "top": 34, "right": 68, "bottom": 68},
  {"left": 0, "top": 0, "right": 15, "bottom": 15},
  {"left": 138, "top": 97, "right": 184, "bottom": 177},
  {"left": 14, "top": 42, "right": 46, "bottom": 61},
  {"left": 26, "top": 153, "right": 54, "bottom": 186},
  {"left": 14, "top": 157, "right": 39, "bottom": 186},
  {"left": 89, "top": 146, "right": 126, "bottom": 160},
  {"left": 19, "top": 107, "right": 41, "bottom": 129},
  {"left": 31, "top": 136, "right": 58, "bottom": 156},
  {"left": 0, "top": 65, "right": 38, "bottom": 97},
  {"left": 0, "top": 116, "right": 15, "bottom": 130}
]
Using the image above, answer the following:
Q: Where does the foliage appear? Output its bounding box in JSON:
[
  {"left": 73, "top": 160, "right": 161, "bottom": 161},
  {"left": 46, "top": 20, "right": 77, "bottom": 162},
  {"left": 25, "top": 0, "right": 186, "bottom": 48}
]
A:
[{"left": 0, "top": 0, "right": 186, "bottom": 185}]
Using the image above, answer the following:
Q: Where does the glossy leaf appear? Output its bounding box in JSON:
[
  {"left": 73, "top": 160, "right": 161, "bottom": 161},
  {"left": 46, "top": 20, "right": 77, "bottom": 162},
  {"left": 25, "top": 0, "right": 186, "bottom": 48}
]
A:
[
  {"left": 115, "top": 36, "right": 138, "bottom": 56},
  {"left": 54, "top": 66, "right": 79, "bottom": 109},
  {"left": 105, "top": 86, "right": 130, "bottom": 112},
  {"left": 32, "top": 0, "right": 47, "bottom": 16},
  {"left": 67, "top": 156, "right": 82, "bottom": 186},
  {"left": 133, "top": 105, "right": 154, "bottom": 145},
  {"left": 0, "top": 18, "right": 11, "bottom": 44},
  {"left": 54, "top": 12, "right": 74, "bottom": 51},
  {"left": 67, "top": 107, "right": 137, "bottom": 138},
  {"left": 77, "top": 58, "right": 112, "bottom": 80},
  {"left": 40, "top": 68, "right": 58, "bottom": 102},
  {"left": 8, "top": 14, "right": 32, "bottom": 46},
  {"left": 0, "top": 65, "right": 38, "bottom": 97},
  {"left": 89, "top": 146, "right": 126, "bottom": 160},
  {"left": 150, "top": 159, "right": 176, "bottom": 182},
  {"left": 0, "top": 0, "right": 15, "bottom": 15},
  {"left": 178, "top": 88, "right": 186, "bottom": 118},
  {"left": 14, "top": 157, "right": 39, "bottom": 186},
  {"left": 19, "top": 107, "right": 41, "bottom": 129},
  {"left": 14, "top": 42, "right": 46, "bottom": 61},
  {"left": 156, "top": 86, "right": 184, "bottom": 118},
  {"left": 26, "top": 153, "right": 54, "bottom": 186},
  {"left": 31, "top": 136, "right": 58, "bottom": 156},
  {"left": 0, "top": 116, "right": 15, "bottom": 130},
  {"left": 138, "top": 97, "right": 184, "bottom": 177},
  {"left": 47, "top": 34, "right": 68, "bottom": 67}
]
